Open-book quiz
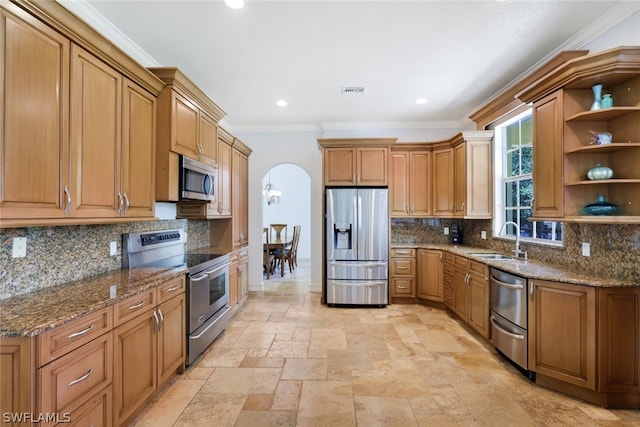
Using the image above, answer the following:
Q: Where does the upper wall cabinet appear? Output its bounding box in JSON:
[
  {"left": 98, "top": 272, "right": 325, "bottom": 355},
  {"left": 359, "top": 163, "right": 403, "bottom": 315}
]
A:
[
  {"left": 318, "top": 139, "right": 396, "bottom": 186},
  {"left": 150, "top": 68, "right": 226, "bottom": 202},
  {"left": 452, "top": 131, "right": 494, "bottom": 219},
  {"left": 518, "top": 46, "right": 640, "bottom": 223},
  {"left": 389, "top": 148, "right": 432, "bottom": 217},
  {"left": 0, "top": 1, "right": 163, "bottom": 228}
]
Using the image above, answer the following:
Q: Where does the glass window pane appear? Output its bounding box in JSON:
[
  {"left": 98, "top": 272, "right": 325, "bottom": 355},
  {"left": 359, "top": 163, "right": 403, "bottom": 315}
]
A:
[
  {"left": 519, "top": 178, "right": 533, "bottom": 207},
  {"left": 521, "top": 116, "right": 532, "bottom": 146},
  {"left": 521, "top": 146, "right": 532, "bottom": 175},
  {"left": 507, "top": 150, "right": 520, "bottom": 177},
  {"left": 520, "top": 209, "right": 533, "bottom": 238},
  {"left": 506, "top": 123, "right": 519, "bottom": 150},
  {"left": 504, "top": 210, "right": 517, "bottom": 234},
  {"left": 505, "top": 182, "right": 517, "bottom": 207}
]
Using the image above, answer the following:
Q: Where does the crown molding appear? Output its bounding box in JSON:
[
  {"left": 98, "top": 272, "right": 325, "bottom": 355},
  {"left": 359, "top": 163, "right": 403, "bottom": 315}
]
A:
[{"left": 57, "top": 0, "right": 161, "bottom": 67}]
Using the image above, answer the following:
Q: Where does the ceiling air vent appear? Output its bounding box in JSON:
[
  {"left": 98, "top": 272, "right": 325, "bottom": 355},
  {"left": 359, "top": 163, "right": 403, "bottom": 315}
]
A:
[{"left": 342, "top": 86, "right": 366, "bottom": 96}]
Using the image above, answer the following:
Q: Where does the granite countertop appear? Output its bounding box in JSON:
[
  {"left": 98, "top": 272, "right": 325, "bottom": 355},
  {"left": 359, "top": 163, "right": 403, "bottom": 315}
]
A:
[
  {"left": 391, "top": 243, "right": 638, "bottom": 288},
  {"left": 0, "top": 266, "right": 188, "bottom": 338}
]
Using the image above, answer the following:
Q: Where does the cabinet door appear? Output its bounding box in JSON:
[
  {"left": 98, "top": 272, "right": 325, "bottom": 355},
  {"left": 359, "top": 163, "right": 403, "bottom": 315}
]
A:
[
  {"left": 232, "top": 148, "right": 249, "bottom": 248},
  {"left": 453, "top": 143, "right": 466, "bottom": 217},
  {"left": 113, "top": 310, "right": 157, "bottom": 426},
  {"left": 1, "top": 6, "right": 70, "bottom": 220},
  {"left": 238, "top": 253, "right": 249, "bottom": 304},
  {"left": 0, "top": 337, "right": 34, "bottom": 425},
  {"left": 121, "top": 78, "right": 155, "bottom": 218},
  {"left": 410, "top": 151, "right": 432, "bottom": 216},
  {"left": 391, "top": 278, "right": 415, "bottom": 297},
  {"left": 468, "top": 270, "right": 489, "bottom": 338},
  {"left": 453, "top": 268, "right": 468, "bottom": 320},
  {"left": 598, "top": 288, "right": 640, "bottom": 394},
  {"left": 228, "top": 258, "right": 239, "bottom": 307},
  {"left": 532, "top": 91, "right": 563, "bottom": 217},
  {"left": 171, "top": 91, "right": 199, "bottom": 158},
  {"left": 465, "top": 139, "right": 493, "bottom": 218},
  {"left": 324, "top": 148, "right": 356, "bottom": 185},
  {"left": 357, "top": 147, "right": 388, "bottom": 186},
  {"left": 529, "top": 279, "right": 596, "bottom": 389},
  {"left": 70, "top": 44, "right": 122, "bottom": 218},
  {"left": 389, "top": 152, "right": 409, "bottom": 216},
  {"left": 432, "top": 148, "right": 454, "bottom": 216},
  {"left": 216, "top": 139, "right": 232, "bottom": 216},
  {"left": 199, "top": 112, "right": 218, "bottom": 167},
  {"left": 157, "top": 294, "right": 185, "bottom": 386},
  {"left": 417, "top": 249, "right": 442, "bottom": 302}
]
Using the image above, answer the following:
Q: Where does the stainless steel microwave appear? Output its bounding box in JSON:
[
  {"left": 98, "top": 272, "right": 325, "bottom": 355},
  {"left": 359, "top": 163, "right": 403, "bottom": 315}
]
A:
[{"left": 179, "top": 155, "right": 216, "bottom": 202}]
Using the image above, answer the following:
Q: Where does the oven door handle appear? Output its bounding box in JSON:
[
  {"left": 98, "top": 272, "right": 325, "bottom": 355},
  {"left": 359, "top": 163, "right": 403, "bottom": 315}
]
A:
[
  {"left": 490, "top": 275, "right": 524, "bottom": 290},
  {"left": 190, "top": 311, "right": 227, "bottom": 340},
  {"left": 490, "top": 316, "right": 525, "bottom": 340},
  {"left": 190, "top": 272, "right": 208, "bottom": 282},
  {"left": 203, "top": 263, "right": 229, "bottom": 275}
]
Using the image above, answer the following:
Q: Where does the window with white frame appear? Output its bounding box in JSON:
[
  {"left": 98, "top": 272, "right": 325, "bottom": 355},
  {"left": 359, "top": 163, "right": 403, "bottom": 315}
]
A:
[{"left": 494, "top": 109, "right": 563, "bottom": 245}]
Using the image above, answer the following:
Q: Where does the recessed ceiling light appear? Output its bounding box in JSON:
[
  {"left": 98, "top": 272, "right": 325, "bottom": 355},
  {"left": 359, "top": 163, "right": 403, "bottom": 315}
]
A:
[
  {"left": 416, "top": 98, "right": 428, "bottom": 104},
  {"left": 276, "top": 99, "right": 288, "bottom": 107},
  {"left": 225, "top": 0, "right": 244, "bottom": 9}
]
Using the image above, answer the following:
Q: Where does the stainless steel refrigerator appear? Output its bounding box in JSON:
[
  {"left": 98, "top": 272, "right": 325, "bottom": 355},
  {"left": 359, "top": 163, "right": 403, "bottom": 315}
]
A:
[{"left": 325, "top": 188, "right": 388, "bottom": 306}]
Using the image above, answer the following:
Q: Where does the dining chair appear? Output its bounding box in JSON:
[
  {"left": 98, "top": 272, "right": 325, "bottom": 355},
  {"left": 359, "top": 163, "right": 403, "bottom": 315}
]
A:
[
  {"left": 269, "top": 224, "right": 288, "bottom": 242},
  {"left": 263, "top": 227, "right": 275, "bottom": 279},
  {"left": 282, "top": 225, "right": 300, "bottom": 273}
]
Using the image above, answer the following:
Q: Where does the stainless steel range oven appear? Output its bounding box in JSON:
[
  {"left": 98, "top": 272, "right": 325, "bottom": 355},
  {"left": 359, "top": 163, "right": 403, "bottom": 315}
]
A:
[{"left": 122, "top": 229, "right": 230, "bottom": 366}]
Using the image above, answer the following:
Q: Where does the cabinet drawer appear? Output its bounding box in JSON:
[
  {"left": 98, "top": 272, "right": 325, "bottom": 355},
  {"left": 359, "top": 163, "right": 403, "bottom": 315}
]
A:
[
  {"left": 113, "top": 289, "right": 156, "bottom": 326},
  {"left": 443, "top": 285, "right": 453, "bottom": 307},
  {"left": 157, "top": 276, "right": 186, "bottom": 303},
  {"left": 390, "top": 248, "right": 415, "bottom": 258},
  {"left": 37, "top": 308, "right": 112, "bottom": 367},
  {"left": 443, "top": 273, "right": 454, "bottom": 289},
  {"left": 392, "top": 278, "right": 415, "bottom": 296},
  {"left": 442, "top": 252, "right": 454, "bottom": 263},
  {"left": 443, "top": 261, "right": 454, "bottom": 275},
  {"left": 63, "top": 384, "right": 112, "bottom": 427},
  {"left": 391, "top": 258, "right": 415, "bottom": 276},
  {"left": 454, "top": 255, "right": 469, "bottom": 269},
  {"left": 38, "top": 332, "right": 112, "bottom": 417},
  {"left": 469, "top": 260, "right": 488, "bottom": 276}
]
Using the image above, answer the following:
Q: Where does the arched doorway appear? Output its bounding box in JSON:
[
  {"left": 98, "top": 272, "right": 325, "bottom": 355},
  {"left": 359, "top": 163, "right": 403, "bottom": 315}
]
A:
[{"left": 261, "top": 163, "right": 311, "bottom": 277}]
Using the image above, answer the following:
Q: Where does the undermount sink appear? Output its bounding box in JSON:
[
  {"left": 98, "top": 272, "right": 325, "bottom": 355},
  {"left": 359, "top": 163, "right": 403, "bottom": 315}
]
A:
[{"left": 471, "top": 253, "right": 518, "bottom": 261}]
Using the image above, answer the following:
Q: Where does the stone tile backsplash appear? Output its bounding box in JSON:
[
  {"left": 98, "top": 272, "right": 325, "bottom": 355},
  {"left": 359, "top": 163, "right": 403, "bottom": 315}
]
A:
[
  {"left": 0, "top": 220, "right": 210, "bottom": 300},
  {"left": 391, "top": 218, "right": 640, "bottom": 283}
]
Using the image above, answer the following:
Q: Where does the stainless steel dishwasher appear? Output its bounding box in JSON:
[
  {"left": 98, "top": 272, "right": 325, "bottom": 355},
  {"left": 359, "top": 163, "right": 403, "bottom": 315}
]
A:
[{"left": 489, "top": 267, "right": 531, "bottom": 376}]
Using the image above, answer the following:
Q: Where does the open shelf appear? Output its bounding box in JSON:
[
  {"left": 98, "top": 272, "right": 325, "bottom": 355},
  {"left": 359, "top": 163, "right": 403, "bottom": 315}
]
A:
[
  {"left": 565, "top": 143, "right": 640, "bottom": 154},
  {"left": 566, "top": 107, "right": 640, "bottom": 122},
  {"left": 565, "top": 179, "right": 640, "bottom": 186}
]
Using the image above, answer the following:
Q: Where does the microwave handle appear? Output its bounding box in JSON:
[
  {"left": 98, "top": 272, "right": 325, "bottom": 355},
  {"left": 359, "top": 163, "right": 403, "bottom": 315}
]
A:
[{"left": 203, "top": 174, "right": 213, "bottom": 196}]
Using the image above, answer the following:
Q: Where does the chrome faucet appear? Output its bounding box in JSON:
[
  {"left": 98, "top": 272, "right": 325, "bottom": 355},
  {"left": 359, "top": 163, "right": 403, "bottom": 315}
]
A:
[{"left": 499, "top": 221, "right": 528, "bottom": 260}]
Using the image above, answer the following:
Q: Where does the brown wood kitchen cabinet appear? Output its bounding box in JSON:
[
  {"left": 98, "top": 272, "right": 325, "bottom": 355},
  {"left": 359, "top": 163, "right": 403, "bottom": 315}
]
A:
[
  {"left": 432, "top": 147, "right": 455, "bottom": 217},
  {"left": 0, "top": 1, "right": 163, "bottom": 228},
  {"left": 318, "top": 139, "right": 396, "bottom": 186},
  {"left": 442, "top": 252, "right": 454, "bottom": 309},
  {"left": 113, "top": 277, "right": 185, "bottom": 426},
  {"left": 232, "top": 139, "right": 251, "bottom": 250},
  {"left": 528, "top": 279, "right": 596, "bottom": 390},
  {"left": 389, "top": 149, "right": 432, "bottom": 217},
  {"left": 150, "top": 67, "right": 226, "bottom": 202},
  {"left": 416, "top": 249, "right": 442, "bottom": 302},
  {"left": 390, "top": 248, "right": 416, "bottom": 300},
  {"left": 518, "top": 47, "right": 640, "bottom": 223},
  {"left": 228, "top": 247, "right": 250, "bottom": 317},
  {"left": 452, "top": 132, "right": 493, "bottom": 219}
]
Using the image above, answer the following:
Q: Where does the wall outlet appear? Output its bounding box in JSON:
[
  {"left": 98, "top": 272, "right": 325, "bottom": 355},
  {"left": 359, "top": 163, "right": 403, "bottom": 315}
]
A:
[
  {"left": 12, "top": 237, "right": 27, "bottom": 258},
  {"left": 582, "top": 242, "right": 591, "bottom": 257},
  {"left": 109, "top": 241, "right": 118, "bottom": 256},
  {"left": 481, "top": 230, "right": 487, "bottom": 240},
  {"left": 444, "top": 227, "right": 450, "bottom": 235}
]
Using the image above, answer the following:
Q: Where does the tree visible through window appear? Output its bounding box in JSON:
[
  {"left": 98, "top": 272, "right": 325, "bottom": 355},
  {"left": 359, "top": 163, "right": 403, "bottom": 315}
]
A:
[{"left": 495, "top": 110, "right": 562, "bottom": 245}]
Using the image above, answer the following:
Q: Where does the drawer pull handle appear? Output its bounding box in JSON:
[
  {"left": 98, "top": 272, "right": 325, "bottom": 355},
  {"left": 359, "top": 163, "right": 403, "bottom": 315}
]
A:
[
  {"left": 490, "top": 317, "right": 525, "bottom": 340},
  {"left": 397, "top": 266, "right": 409, "bottom": 270},
  {"left": 68, "top": 368, "right": 94, "bottom": 386},
  {"left": 67, "top": 324, "right": 94, "bottom": 339},
  {"left": 398, "top": 286, "right": 409, "bottom": 289},
  {"left": 165, "top": 286, "right": 180, "bottom": 293},
  {"left": 129, "top": 301, "right": 145, "bottom": 310}
]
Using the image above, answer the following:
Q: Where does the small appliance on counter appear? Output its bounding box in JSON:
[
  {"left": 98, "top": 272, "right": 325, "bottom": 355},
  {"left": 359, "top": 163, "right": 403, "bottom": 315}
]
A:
[{"left": 450, "top": 222, "right": 463, "bottom": 244}]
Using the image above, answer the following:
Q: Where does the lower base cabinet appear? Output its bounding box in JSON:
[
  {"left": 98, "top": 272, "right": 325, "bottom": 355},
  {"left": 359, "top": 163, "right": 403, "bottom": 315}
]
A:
[
  {"left": 417, "top": 249, "right": 443, "bottom": 302},
  {"left": 228, "top": 247, "right": 249, "bottom": 317}
]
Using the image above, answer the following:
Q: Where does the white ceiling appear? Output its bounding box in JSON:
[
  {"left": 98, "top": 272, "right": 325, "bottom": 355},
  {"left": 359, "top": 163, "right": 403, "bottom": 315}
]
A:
[{"left": 71, "top": 0, "right": 638, "bottom": 131}]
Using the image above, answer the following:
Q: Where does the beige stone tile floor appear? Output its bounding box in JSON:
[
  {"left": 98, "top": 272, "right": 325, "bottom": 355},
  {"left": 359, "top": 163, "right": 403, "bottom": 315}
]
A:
[{"left": 131, "top": 260, "right": 640, "bottom": 426}]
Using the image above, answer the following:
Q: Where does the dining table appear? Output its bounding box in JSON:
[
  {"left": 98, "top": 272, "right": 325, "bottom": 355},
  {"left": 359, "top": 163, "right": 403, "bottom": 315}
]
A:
[{"left": 264, "top": 237, "right": 293, "bottom": 277}]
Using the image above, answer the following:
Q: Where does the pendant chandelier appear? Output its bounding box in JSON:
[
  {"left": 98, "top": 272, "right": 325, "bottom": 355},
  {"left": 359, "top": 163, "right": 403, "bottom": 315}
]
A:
[{"left": 263, "top": 170, "right": 282, "bottom": 205}]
